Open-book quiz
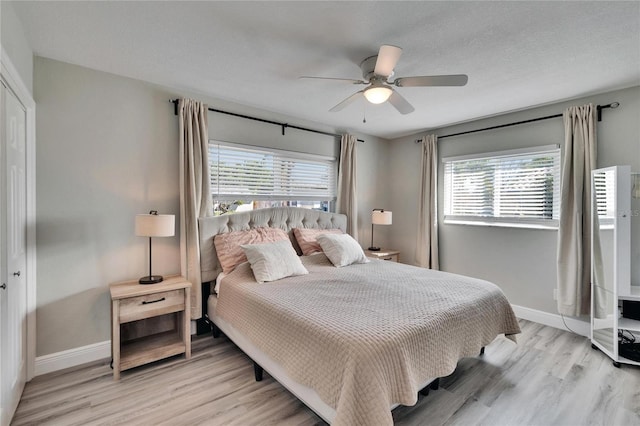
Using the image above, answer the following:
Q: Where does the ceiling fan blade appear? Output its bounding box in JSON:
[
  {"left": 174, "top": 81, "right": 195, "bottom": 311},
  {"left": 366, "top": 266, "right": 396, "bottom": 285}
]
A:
[
  {"left": 374, "top": 45, "right": 403, "bottom": 77},
  {"left": 394, "top": 74, "right": 468, "bottom": 87},
  {"left": 300, "top": 76, "right": 367, "bottom": 84},
  {"left": 329, "top": 90, "right": 364, "bottom": 112},
  {"left": 388, "top": 90, "right": 415, "bottom": 115}
]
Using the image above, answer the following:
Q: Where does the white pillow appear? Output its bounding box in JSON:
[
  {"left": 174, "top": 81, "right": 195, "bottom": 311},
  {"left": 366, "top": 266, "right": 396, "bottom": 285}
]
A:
[
  {"left": 241, "top": 240, "right": 309, "bottom": 283},
  {"left": 213, "top": 272, "right": 227, "bottom": 294},
  {"left": 316, "top": 233, "right": 370, "bottom": 267}
]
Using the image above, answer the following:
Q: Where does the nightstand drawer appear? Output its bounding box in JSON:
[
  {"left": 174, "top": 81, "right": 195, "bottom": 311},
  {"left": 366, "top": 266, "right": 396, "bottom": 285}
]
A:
[
  {"left": 378, "top": 254, "right": 398, "bottom": 262},
  {"left": 365, "top": 249, "right": 400, "bottom": 263},
  {"left": 119, "top": 289, "right": 184, "bottom": 323}
]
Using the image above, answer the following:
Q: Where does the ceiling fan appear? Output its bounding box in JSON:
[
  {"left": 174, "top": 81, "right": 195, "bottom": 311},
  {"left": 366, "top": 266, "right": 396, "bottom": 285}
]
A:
[{"left": 301, "top": 45, "right": 468, "bottom": 115}]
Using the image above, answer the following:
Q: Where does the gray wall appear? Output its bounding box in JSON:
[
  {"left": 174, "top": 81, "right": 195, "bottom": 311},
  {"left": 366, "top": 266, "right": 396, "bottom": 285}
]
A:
[
  {"left": 32, "top": 55, "right": 637, "bottom": 355},
  {"left": 0, "top": 1, "right": 33, "bottom": 94},
  {"left": 34, "top": 56, "right": 389, "bottom": 356},
  {"left": 389, "top": 86, "right": 640, "bottom": 315}
]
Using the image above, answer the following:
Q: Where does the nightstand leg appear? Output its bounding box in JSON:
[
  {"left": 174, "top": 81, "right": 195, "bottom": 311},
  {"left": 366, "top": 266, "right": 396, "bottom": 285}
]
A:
[
  {"left": 112, "top": 301, "right": 120, "bottom": 380},
  {"left": 184, "top": 287, "right": 191, "bottom": 359}
]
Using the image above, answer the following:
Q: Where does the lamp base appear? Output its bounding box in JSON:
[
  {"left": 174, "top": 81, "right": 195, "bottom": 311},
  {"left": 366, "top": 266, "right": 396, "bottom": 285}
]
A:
[
  {"left": 368, "top": 246, "right": 381, "bottom": 251},
  {"left": 139, "top": 275, "right": 164, "bottom": 285}
]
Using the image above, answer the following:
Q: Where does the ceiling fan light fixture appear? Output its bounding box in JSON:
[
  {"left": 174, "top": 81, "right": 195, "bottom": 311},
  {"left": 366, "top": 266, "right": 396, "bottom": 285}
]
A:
[{"left": 364, "top": 86, "right": 393, "bottom": 104}]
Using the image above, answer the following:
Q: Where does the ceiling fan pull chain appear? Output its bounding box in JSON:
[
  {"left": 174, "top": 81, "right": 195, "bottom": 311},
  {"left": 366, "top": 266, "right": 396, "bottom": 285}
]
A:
[{"left": 363, "top": 102, "right": 367, "bottom": 123}]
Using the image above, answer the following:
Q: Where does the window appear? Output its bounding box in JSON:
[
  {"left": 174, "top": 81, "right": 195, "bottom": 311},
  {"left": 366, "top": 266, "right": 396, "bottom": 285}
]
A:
[
  {"left": 443, "top": 145, "right": 561, "bottom": 228},
  {"left": 208, "top": 141, "right": 337, "bottom": 215}
]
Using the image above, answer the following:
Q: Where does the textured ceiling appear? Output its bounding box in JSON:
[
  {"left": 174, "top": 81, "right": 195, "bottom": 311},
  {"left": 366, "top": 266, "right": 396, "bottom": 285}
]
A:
[{"left": 11, "top": 1, "right": 640, "bottom": 139}]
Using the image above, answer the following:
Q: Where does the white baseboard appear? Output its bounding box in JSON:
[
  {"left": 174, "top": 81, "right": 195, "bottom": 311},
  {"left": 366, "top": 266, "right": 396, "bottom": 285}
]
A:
[
  {"left": 511, "top": 304, "right": 590, "bottom": 337},
  {"left": 34, "top": 340, "right": 111, "bottom": 377},
  {"left": 33, "top": 308, "right": 587, "bottom": 377},
  {"left": 34, "top": 324, "right": 199, "bottom": 377}
]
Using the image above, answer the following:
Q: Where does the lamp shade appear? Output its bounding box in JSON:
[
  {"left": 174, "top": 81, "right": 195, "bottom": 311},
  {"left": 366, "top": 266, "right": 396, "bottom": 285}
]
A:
[
  {"left": 135, "top": 214, "right": 175, "bottom": 237},
  {"left": 372, "top": 210, "right": 392, "bottom": 225},
  {"left": 364, "top": 86, "right": 393, "bottom": 104}
]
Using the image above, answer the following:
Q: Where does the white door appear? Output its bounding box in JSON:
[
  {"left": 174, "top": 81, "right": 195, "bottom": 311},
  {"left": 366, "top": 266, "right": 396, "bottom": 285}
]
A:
[{"left": 0, "top": 81, "right": 27, "bottom": 426}]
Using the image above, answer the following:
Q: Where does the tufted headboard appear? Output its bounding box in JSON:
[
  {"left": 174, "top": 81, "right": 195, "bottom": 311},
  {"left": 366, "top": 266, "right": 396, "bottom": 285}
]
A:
[{"left": 198, "top": 207, "right": 347, "bottom": 283}]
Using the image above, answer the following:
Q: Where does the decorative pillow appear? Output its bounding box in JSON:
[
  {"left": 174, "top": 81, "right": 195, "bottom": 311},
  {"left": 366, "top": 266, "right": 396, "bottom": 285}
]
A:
[
  {"left": 214, "top": 227, "right": 288, "bottom": 274},
  {"left": 293, "top": 228, "right": 344, "bottom": 255},
  {"left": 316, "top": 233, "right": 370, "bottom": 267},
  {"left": 241, "top": 240, "right": 309, "bottom": 283}
]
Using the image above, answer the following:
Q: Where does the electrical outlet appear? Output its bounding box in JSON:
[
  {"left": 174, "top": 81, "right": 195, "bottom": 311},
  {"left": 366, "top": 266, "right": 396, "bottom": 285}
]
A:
[{"left": 553, "top": 289, "right": 558, "bottom": 300}]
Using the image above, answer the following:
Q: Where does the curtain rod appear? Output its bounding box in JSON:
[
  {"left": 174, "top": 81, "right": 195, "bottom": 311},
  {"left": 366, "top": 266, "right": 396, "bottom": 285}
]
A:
[
  {"left": 170, "top": 99, "right": 364, "bottom": 143},
  {"left": 414, "top": 102, "right": 620, "bottom": 144}
]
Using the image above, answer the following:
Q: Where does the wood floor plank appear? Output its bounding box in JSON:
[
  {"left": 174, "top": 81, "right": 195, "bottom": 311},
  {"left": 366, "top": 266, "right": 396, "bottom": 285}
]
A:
[{"left": 12, "top": 319, "right": 640, "bottom": 426}]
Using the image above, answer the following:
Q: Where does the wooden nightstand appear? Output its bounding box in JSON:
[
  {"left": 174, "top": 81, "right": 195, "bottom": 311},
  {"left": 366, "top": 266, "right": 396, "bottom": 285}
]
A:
[
  {"left": 110, "top": 275, "right": 191, "bottom": 380},
  {"left": 365, "top": 249, "right": 400, "bottom": 263}
]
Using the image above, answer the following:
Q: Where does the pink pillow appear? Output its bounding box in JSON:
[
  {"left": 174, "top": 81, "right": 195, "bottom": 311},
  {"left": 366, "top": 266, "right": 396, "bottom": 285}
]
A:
[
  {"left": 215, "top": 227, "right": 288, "bottom": 273},
  {"left": 293, "top": 228, "right": 344, "bottom": 256}
]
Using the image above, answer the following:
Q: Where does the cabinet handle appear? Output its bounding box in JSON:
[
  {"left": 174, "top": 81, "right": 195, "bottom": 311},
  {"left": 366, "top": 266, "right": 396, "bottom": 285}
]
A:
[
  {"left": 0, "top": 283, "right": 5, "bottom": 290},
  {"left": 142, "top": 297, "right": 165, "bottom": 305},
  {"left": 13, "top": 271, "right": 20, "bottom": 277}
]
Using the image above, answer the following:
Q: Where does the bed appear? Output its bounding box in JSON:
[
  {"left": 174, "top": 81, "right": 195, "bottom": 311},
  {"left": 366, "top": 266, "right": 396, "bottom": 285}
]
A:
[{"left": 199, "top": 207, "right": 520, "bottom": 426}]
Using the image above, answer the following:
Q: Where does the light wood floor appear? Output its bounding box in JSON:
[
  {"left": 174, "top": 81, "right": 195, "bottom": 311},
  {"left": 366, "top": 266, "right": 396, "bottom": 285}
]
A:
[{"left": 12, "top": 319, "right": 640, "bottom": 426}]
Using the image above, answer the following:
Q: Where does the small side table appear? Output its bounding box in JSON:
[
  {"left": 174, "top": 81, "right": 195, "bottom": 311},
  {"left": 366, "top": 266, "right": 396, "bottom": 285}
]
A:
[
  {"left": 110, "top": 275, "right": 191, "bottom": 380},
  {"left": 365, "top": 249, "right": 400, "bottom": 263}
]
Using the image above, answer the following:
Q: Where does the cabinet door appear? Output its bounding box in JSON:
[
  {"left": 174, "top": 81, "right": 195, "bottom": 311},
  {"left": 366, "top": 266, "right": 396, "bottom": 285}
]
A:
[
  {"left": 591, "top": 166, "right": 631, "bottom": 359},
  {"left": 0, "top": 81, "right": 27, "bottom": 426}
]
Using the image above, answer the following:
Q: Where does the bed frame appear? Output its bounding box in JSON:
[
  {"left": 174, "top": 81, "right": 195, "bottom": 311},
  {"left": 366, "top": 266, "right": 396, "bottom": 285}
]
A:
[
  {"left": 198, "top": 207, "right": 348, "bottom": 422},
  {"left": 197, "top": 207, "right": 447, "bottom": 423}
]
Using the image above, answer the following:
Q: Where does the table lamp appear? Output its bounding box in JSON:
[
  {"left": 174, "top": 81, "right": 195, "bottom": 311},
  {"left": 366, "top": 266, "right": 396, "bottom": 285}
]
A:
[
  {"left": 369, "top": 209, "right": 392, "bottom": 251},
  {"left": 135, "top": 210, "right": 175, "bottom": 284}
]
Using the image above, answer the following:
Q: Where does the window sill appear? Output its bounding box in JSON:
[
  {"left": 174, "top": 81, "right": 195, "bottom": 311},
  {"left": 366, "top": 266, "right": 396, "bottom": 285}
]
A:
[{"left": 444, "top": 218, "right": 558, "bottom": 230}]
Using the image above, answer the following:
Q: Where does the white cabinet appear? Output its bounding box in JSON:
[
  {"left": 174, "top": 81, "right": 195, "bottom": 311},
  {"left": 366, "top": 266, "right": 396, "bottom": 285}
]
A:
[{"left": 590, "top": 165, "right": 639, "bottom": 367}]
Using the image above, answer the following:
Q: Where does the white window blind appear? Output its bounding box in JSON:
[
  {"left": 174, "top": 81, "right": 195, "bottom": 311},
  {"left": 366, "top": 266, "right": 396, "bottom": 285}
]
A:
[
  {"left": 208, "top": 141, "right": 337, "bottom": 202},
  {"left": 443, "top": 145, "right": 561, "bottom": 228},
  {"left": 593, "top": 170, "right": 615, "bottom": 223}
]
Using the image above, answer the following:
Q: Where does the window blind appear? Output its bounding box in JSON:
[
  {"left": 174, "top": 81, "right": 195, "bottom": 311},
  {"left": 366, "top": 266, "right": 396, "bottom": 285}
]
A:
[
  {"left": 443, "top": 146, "right": 561, "bottom": 226},
  {"left": 208, "top": 142, "right": 337, "bottom": 201},
  {"left": 594, "top": 170, "right": 615, "bottom": 220}
]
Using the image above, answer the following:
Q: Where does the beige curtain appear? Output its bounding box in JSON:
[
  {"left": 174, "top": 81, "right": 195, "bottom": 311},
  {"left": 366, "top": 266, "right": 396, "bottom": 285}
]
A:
[
  {"left": 415, "top": 135, "right": 439, "bottom": 269},
  {"left": 556, "top": 103, "right": 597, "bottom": 317},
  {"left": 179, "top": 98, "right": 213, "bottom": 319},
  {"left": 337, "top": 134, "right": 358, "bottom": 239}
]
